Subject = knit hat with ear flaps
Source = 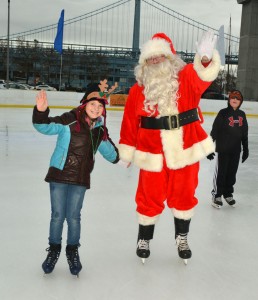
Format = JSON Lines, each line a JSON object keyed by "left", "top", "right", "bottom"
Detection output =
{"left": 138, "top": 32, "right": 176, "bottom": 64}
{"left": 80, "top": 83, "right": 109, "bottom": 105}
{"left": 76, "top": 83, "right": 109, "bottom": 140}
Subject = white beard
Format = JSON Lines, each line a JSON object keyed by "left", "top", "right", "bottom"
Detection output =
{"left": 135, "top": 58, "right": 185, "bottom": 116}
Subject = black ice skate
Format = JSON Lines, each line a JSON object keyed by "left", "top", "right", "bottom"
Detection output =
{"left": 175, "top": 234, "right": 192, "bottom": 265}
{"left": 224, "top": 196, "right": 236, "bottom": 207}
{"left": 66, "top": 245, "right": 82, "bottom": 277}
{"left": 174, "top": 217, "right": 192, "bottom": 265}
{"left": 136, "top": 224, "right": 155, "bottom": 264}
{"left": 136, "top": 239, "right": 150, "bottom": 264}
{"left": 211, "top": 196, "right": 223, "bottom": 209}
{"left": 42, "top": 243, "right": 61, "bottom": 274}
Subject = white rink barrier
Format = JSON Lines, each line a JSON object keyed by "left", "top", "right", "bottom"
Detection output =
{"left": 0, "top": 89, "right": 258, "bottom": 116}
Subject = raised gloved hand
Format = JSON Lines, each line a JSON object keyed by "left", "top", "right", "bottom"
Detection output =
{"left": 196, "top": 30, "right": 217, "bottom": 60}
{"left": 242, "top": 150, "right": 249, "bottom": 163}
{"left": 207, "top": 153, "right": 215, "bottom": 160}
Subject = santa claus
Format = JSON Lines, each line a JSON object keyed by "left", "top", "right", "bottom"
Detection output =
{"left": 118, "top": 31, "right": 221, "bottom": 264}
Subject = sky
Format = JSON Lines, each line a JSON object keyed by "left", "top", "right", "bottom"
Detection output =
{"left": 0, "top": 0, "right": 242, "bottom": 39}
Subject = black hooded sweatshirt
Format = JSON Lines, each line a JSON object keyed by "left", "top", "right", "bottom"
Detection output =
{"left": 210, "top": 104, "right": 248, "bottom": 154}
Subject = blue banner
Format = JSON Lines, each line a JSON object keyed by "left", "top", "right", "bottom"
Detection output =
{"left": 54, "top": 9, "right": 64, "bottom": 54}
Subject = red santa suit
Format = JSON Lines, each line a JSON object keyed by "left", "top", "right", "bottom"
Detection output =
{"left": 118, "top": 36, "right": 221, "bottom": 223}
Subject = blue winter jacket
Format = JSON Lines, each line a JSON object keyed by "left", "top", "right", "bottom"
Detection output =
{"left": 33, "top": 121, "right": 118, "bottom": 170}
{"left": 32, "top": 106, "right": 119, "bottom": 188}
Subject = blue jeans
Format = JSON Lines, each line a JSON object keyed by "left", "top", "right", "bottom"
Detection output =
{"left": 49, "top": 182, "right": 86, "bottom": 245}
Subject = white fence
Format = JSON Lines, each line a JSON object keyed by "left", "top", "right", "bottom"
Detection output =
{"left": 0, "top": 89, "right": 258, "bottom": 116}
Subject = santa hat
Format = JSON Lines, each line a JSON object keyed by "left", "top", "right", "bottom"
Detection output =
{"left": 139, "top": 32, "right": 176, "bottom": 64}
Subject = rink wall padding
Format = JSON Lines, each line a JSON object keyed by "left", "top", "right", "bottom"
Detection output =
{"left": 0, "top": 90, "right": 258, "bottom": 117}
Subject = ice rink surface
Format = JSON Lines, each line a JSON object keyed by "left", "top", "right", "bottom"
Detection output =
{"left": 0, "top": 107, "right": 257, "bottom": 300}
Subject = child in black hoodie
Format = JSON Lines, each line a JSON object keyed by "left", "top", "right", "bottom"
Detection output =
{"left": 207, "top": 90, "right": 249, "bottom": 208}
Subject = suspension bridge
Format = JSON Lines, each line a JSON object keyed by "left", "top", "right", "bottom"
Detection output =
{"left": 0, "top": 0, "right": 243, "bottom": 92}
{"left": 0, "top": 0, "right": 239, "bottom": 60}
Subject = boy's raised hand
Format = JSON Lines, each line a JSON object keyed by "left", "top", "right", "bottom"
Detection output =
{"left": 36, "top": 90, "right": 48, "bottom": 112}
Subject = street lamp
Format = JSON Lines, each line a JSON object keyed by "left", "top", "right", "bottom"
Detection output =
{"left": 6, "top": 0, "right": 10, "bottom": 89}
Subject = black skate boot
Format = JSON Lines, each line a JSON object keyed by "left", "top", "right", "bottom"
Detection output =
{"left": 136, "top": 224, "right": 155, "bottom": 264}
{"left": 224, "top": 196, "right": 236, "bottom": 207}
{"left": 66, "top": 244, "right": 82, "bottom": 276}
{"left": 42, "top": 243, "right": 61, "bottom": 274}
{"left": 174, "top": 217, "right": 192, "bottom": 265}
{"left": 212, "top": 196, "right": 223, "bottom": 209}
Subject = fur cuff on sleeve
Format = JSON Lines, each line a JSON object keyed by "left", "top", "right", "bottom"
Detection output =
{"left": 194, "top": 49, "right": 221, "bottom": 82}
{"left": 117, "top": 144, "right": 136, "bottom": 162}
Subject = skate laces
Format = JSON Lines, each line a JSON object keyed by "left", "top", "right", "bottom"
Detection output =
{"left": 175, "top": 235, "right": 190, "bottom": 251}
{"left": 225, "top": 196, "right": 233, "bottom": 202}
{"left": 137, "top": 239, "right": 149, "bottom": 250}
{"left": 213, "top": 197, "right": 222, "bottom": 204}
{"left": 45, "top": 247, "right": 60, "bottom": 266}
{"left": 67, "top": 248, "right": 80, "bottom": 267}
{"left": 225, "top": 196, "right": 235, "bottom": 205}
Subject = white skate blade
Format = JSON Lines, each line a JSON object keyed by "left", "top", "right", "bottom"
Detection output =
{"left": 141, "top": 258, "right": 145, "bottom": 264}
{"left": 211, "top": 202, "right": 222, "bottom": 209}
{"left": 183, "top": 259, "right": 188, "bottom": 265}
{"left": 71, "top": 272, "right": 80, "bottom": 278}
{"left": 70, "top": 273, "right": 80, "bottom": 278}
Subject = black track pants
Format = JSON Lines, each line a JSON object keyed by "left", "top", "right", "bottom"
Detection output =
{"left": 212, "top": 152, "right": 240, "bottom": 198}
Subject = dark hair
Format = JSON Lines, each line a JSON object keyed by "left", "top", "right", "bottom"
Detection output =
{"left": 228, "top": 90, "right": 244, "bottom": 108}
{"left": 229, "top": 89, "right": 243, "bottom": 100}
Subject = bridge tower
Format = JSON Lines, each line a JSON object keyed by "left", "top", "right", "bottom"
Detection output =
{"left": 132, "top": 0, "right": 141, "bottom": 51}
{"left": 237, "top": 0, "right": 258, "bottom": 101}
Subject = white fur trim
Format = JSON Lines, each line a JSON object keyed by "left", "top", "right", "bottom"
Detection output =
{"left": 134, "top": 150, "right": 163, "bottom": 171}
{"left": 117, "top": 144, "right": 135, "bottom": 162}
{"left": 139, "top": 39, "right": 174, "bottom": 64}
{"left": 138, "top": 213, "right": 160, "bottom": 225}
{"left": 194, "top": 49, "right": 221, "bottom": 82}
{"left": 161, "top": 130, "right": 215, "bottom": 170}
{"left": 172, "top": 208, "right": 195, "bottom": 219}
{"left": 130, "top": 131, "right": 214, "bottom": 171}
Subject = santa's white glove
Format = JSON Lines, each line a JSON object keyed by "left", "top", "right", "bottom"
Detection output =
{"left": 118, "top": 160, "right": 131, "bottom": 168}
{"left": 196, "top": 30, "right": 217, "bottom": 60}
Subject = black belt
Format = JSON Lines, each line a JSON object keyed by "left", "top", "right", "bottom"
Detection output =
{"left": 141, "top": 108, "right": 199, "bottom": 130}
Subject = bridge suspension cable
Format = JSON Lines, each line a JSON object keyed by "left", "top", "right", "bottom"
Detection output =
{"left": 141, "top": 0, "right": 239, "bottom": 54}
{"left": 0, "top": 0, "right": 239, "bottom": 55}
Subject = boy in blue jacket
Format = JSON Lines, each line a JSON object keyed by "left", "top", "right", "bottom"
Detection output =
{"left": 33, "top": 81, "right": 119, "bottom": 276}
